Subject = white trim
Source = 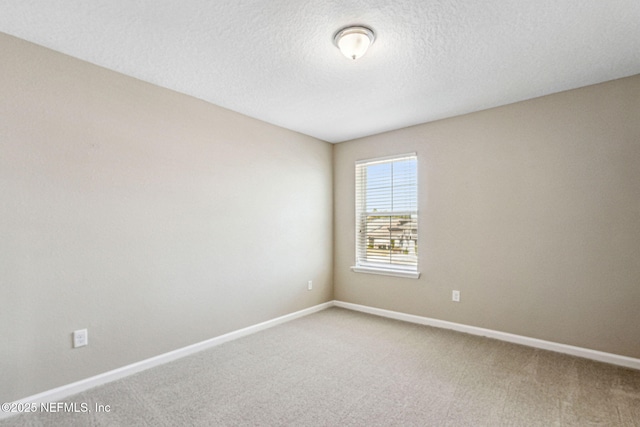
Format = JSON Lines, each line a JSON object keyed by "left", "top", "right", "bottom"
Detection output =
{"left": 1, "top": 301, "right": 333, "bottom": 420}
{"left": 355, "top": 152, "right": 417, "bottom": 165}
{"left": 333, "top": 300, "right": 640, "bottom": 371}
{"left": 351, "top": 266, "right": 420, "bottom": 279}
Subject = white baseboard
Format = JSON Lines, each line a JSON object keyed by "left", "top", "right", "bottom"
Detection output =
{"left": 333, "top": 300, "right": 640, "bottom": 371}
{"left": 5, "top": 299, "right": 638, "bottom": 421}
{"left": 1, "top": 301, "right": 333, "bottom": 420}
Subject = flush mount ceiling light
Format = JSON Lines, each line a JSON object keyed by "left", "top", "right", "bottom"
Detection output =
{"left": 333, "top": 26, "right": 375, "bottom": 60}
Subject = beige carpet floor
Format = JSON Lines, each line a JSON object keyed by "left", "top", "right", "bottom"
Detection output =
{"left": 3, "top": 307, "right": 640, "bottom": 426}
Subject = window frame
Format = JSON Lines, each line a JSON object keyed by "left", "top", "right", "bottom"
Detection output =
{"left": 351, "top": 153, "right": 420, "bottom": 279}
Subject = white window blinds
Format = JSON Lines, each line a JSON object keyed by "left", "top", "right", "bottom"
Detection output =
{"left": 355, "top": 153, "right": 418, "bottom": 275}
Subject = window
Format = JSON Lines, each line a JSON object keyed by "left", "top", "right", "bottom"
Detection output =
{"left": 352, "top": 153, "right": 419, "bottom": 278}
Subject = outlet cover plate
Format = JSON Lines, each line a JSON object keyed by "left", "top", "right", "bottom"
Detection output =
{"left": 73, "top": 329, "right": 88, "bottom": 348}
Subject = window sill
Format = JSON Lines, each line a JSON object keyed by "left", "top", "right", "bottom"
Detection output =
{"left": 350, "top": 266, "right": 421, "bottom": 279}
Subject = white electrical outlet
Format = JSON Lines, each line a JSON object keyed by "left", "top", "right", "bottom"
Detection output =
{"left": 73, "top": 329, "right": 88, "bottom": 348}
{"left": 452, "top": 290, "right": 460, "bottom": 302}
{"left": 308, "top": 280, "right": 313, "bottom": 291}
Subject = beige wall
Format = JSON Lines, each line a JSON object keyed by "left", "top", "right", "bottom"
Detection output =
{"left": 334, "top": 75, "right": 640, "bottom": 359}
{"left": 0, "top": 33, "right": 333, "bottom": 402}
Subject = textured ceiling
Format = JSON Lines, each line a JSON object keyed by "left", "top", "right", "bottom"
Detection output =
{"left": 1, "top": 1, "right": 639, "bottom": 143}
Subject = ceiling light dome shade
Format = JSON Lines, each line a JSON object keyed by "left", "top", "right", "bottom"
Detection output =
{"left": 334, "top": 26, "right": 375, "bottom": 60}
